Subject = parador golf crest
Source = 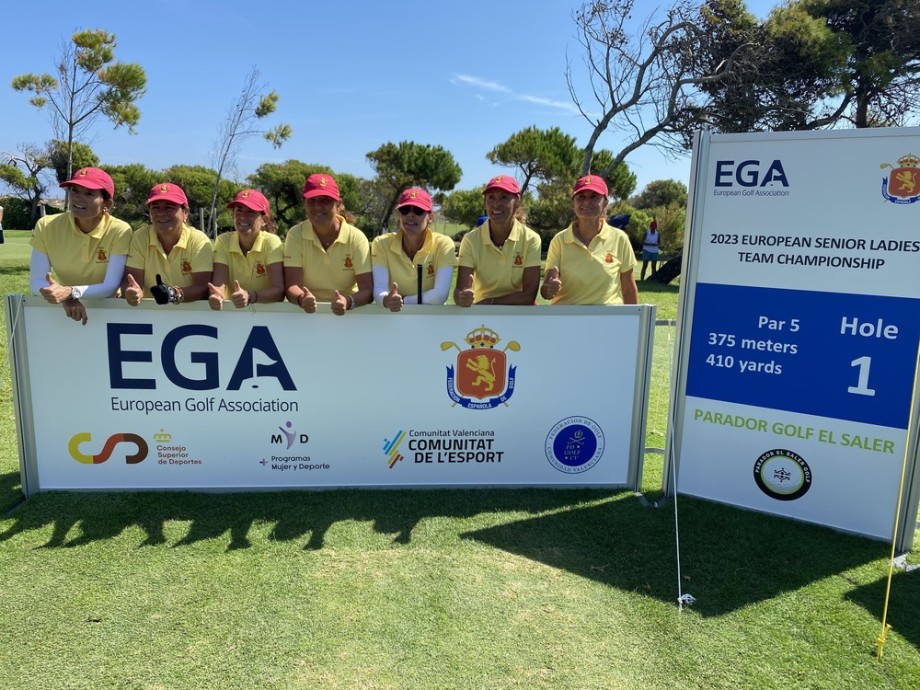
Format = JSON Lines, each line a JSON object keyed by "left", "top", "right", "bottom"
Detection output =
{"left": 442, "top": 325, "right": 519, "bottom": 409}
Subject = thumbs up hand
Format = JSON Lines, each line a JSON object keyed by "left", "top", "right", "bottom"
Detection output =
{"left": 297, "top": 286, "right": 316, "bottom": 313}
{"left": 331, "top": 290, "right": 349, "bottom": 316}
{"left": 150, "top": 273, "right": 174, "bottom": 305}
{"left": 542, "top": 265, "right": 562, "bottom": 300}
{"left": 208, "top": 282, "right": 225, "bottom": 311}
{"left": 39, "top": 272, "right": 71, "bottom": 304}
{"left": 124, "top": 274, "right": 144, "bottom": 307}
{"left": 456, "top": 272, "right": 474, "bottom": 308}
{"left": 229, "top": 280, "right": 250, "bottom": 309}
{"left": 385, "top": 282, "right": 403, "bottom": 312}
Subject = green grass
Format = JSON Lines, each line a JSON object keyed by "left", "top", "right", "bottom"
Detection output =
{"left": 1, "top": 244, "right": 918, "bottom": 689}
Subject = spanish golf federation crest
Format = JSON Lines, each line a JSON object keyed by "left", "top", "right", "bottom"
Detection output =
{"left": 442, "top": 325, "right": 519, "bottom": 409}
{"left": 880, "top": 154, "right": 920, "bottom": 204}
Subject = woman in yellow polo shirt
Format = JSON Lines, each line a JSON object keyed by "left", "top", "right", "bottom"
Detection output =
{"left": 540, "top": 175, "right": 638, "bottom": 305}
{"left": 454, "top": 175, "right": 541, "bottom": 307}
{"left": 208, "top": 189, "right": 284, "bottom": 309}
{"left": 29, "top": 167, "right": 132, "bottom": 325}
{"left": 123, "top": 183, "right": 213, "bottom": 306}
{"left": 372, "top": 187, "right": 455, "bottom": 311}
{"left": 283, "top": 173, "right": 371, "bottom": 316}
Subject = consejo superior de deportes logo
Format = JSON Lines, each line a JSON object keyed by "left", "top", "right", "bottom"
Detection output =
{"left": 69, "top": 432, "right": 149, "bottom": 464}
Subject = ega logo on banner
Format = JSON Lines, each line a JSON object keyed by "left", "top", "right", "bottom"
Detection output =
{"left": 714, "top": 159, "right": 789, "bottom": 188}
{"left": 107, "top": 323, "right": 296, "bottom": 391}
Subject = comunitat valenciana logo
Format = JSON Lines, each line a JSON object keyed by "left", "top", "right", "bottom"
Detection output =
{"left": 382, "top": 429, "right": 407, "bottom": 469}
{"left": 753, "top": 448, "right": 812, "bottom": 501}
{"left": 69, "top": 432, "right": 149, "bottom": 465}
{"left": 880, "top": 153, "right": 920, "bottom": 204}
{"left": 442, "top": 325, "right": 519, "bottom": 410}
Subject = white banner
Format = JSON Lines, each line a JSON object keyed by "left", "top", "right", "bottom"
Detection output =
{"left": 674, "top": 128, "right": 920, "bottom": 540}
{"left": 9, "top": 299, "right": 654, "bottom": 492}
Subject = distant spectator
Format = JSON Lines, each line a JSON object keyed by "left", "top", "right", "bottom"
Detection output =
{"left": 641, "top": 218, "right": 661, "bottom": 280}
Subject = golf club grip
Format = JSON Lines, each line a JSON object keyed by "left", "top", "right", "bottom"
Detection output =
{"left": 417, "top": 264, "right": 423, "bottom": 305}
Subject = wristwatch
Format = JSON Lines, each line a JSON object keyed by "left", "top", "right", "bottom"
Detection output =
{"left": 70, "top": 287, "right": 83, "bottom": 300}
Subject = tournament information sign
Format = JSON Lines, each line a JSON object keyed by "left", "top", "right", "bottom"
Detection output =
{"left": 6, "top": 300, "right": 655, "bottom": 495}
{"left": 671, "top": 128, "right": 920, "bottom": 545}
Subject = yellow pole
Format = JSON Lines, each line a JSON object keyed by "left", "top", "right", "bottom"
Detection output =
{"left": 876, "top": 338, "right": 920, "bottom": 659}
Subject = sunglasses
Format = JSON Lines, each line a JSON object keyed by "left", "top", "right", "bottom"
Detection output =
{"left": 399, "top": 206, "right": 426, "bottom": 216}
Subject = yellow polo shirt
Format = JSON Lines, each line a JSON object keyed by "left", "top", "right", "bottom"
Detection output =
{"left": 371, "top": 229, "right": 455, "bottom": 297}
{"left": 214, "top": 231, "right": 283, "bottom": 296}
{"left": 31, "top": 212, "right": 131, "bottom": 286}
{"left": 544, "top": 222, "right": 637, "bottom": 305}
{"left": 457, "top": 219, "right": 541, "bottom": 301}
{"left": 283, "top": 217, "right": 370, "bottom": 301}
{"left": 126, "top": 223, "right": 214, "bottom": 294}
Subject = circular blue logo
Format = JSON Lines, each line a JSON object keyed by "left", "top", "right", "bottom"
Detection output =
{"left": 545, "top": 416, "right": 605, "bottom": 474}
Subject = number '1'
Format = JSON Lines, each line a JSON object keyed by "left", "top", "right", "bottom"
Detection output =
{"left": 848, "top": 356, "right": 876, "bottom": 397}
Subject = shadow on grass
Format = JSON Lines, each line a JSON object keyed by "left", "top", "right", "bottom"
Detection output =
{"left": 0, "top": 488, "right": 893, "bottom": 614}
{"left": 0, "top": 487, "right": 617, "bottom": 552}
{"left": 0, "top": 471, "right": 24, "bottom": 515}
{"left": 462, "top": 495, "right": 889, "bottom": 617}
{"left": 845, "top": 570, "right": 920, "bottom": 650}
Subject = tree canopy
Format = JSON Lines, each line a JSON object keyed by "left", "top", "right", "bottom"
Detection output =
{"left": 207, "top": 67, "right": 292, "bottom": 235}
{"left": 48, "top": 140, "right": 99, "bottom": 185}
{"left": 486, "top": 126, "right": 581, "bottom": 196}
{"left": 0, "top": 146, "right": 51, "bottom": 226}
{"left": 11, "top": 29, "right": 146, "bottom": 188}
{"left": 366, "top": 141, "right": 462, "bottom": 230}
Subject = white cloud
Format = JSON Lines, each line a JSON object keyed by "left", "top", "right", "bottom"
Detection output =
{"left": 454, "top": 74, "right": 581, "bottom": 115}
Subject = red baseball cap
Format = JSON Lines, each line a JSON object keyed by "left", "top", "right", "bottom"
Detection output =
{"left": 60, "top": 167, "right": 115, "bottom": 198}
{"left": 572, "top": 175, "right": 608, "bottom": 197}
{"left": 227, "top": 189, "right": 270, "bottom": 215}
{"left": 396, "top": 187, "right": 433, "bottom": 212}
{"left": 303, "top": 173, "right": 341, "bottom": 202}
{"left": 483, "top": 175, "right": 520, "bottom": 196}
{"left": 146, "top": 182, "right": 189, "bottom": 207}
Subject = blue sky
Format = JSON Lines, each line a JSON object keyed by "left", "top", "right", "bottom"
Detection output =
{"left": 1, "top": 0, "right": 778, "bottom": 197}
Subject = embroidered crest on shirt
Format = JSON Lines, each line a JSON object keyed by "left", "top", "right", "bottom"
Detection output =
{"left": 513, "top": 254, "right": 523, "bottom": 267}
{"left": 344, "top": 255, "right": 353, "bottom": 270}
{"left": 182, "top": 260, "right": 192, "bottom": 274}
{"left": 97, "top": 249, "right": 108, "bottom": 262}
{"left": 427, "top": 264, "right": 435, "bottom": 277}
{"left": 256, "top": 262, "right": 266, "bottom": 276}
{"left": 605, "top": 252, "right": 614, "bottom": 264}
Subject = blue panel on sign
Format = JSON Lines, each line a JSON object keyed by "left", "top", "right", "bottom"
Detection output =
{"left": 686, "top": 283, "right": 920, "bottom": 429}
